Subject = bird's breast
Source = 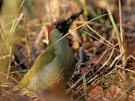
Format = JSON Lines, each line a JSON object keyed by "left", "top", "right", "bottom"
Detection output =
{"left": 28, "top": 43, "right": 75, "bottom": 92}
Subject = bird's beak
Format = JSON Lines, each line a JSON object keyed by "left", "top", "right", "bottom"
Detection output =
{"left": 61, "top": 10, "right": 84, "bottom": 36}
{"left": 66, "top": 10, "right": 84, "bottom": 26}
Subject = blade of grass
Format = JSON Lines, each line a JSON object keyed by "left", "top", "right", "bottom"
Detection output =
{"left": 106, "top": 5, "right": 124, "bottom": 54}
{"left": 82, "top": 71, "right": 87, "bottom": 99}
{"left": 106, "top": 4, "right": 126, "bottom": 81}
{"left": 118, "top": 0, "right": 127, "bottom": 65}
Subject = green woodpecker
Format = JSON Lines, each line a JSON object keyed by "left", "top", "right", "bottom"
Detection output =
{"left": 13, "top": 11, "right": 84, "bottom": 95}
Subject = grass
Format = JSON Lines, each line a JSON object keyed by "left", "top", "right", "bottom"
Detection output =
{"left": 0, "top": 0, "right": 23, "bottom": 83}
{"left": 0, "top": 0, "right": 135, "bottom": 101}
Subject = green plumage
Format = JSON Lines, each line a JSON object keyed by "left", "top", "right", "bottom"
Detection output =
{"left": 13, "top": 10, "right": 84, "bottom": 94}
{"left": 13, "top": 28, "right": 75, "bottom": 93}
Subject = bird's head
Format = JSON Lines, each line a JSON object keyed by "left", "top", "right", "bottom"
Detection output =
{"left": 48, "top": 10, "right": 84, "bottom": 41}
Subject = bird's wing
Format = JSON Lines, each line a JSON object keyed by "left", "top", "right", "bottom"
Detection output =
{"left": 13, "top": 47, "right": 55, "bottom": 92}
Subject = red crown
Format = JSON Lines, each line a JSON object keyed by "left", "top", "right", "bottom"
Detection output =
{"left": 48, "top": 20, "right": 63, "bottom": 39}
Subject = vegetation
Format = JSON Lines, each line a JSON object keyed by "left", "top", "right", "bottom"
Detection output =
{"left": 0, "top": 0, "right": 135, "bottom": 101}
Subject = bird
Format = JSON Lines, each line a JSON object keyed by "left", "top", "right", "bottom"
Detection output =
{"left": 13, "top": 10, "right": 84, "bottom": 96}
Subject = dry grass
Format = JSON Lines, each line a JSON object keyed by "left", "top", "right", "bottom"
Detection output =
{"left": 0, "top": 0, "right": 135, "bottom": 101}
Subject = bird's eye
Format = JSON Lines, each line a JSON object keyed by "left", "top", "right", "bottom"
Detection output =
{"left": 58, "top": 25, "right": 62, "bottom": 29}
